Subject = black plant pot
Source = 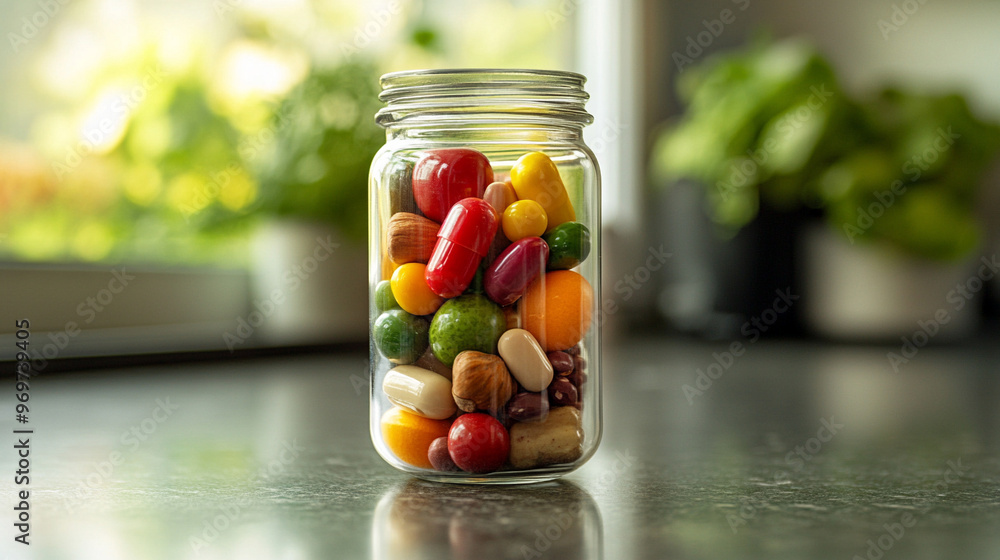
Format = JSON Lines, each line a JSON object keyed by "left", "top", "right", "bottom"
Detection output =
{"left": 654, "top": 181, "right": 807, "bottom": 339}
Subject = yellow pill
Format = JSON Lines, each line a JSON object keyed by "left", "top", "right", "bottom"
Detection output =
{"left": 509, "top": 152, "right": 575, "bottom": 232}
{"left": 502, "top": 200, "right": 548, "bottom": 242}
{"left": 391, "top": 263, "right": 444, "bottom": 316}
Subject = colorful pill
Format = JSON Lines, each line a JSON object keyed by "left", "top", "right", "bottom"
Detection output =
{"left": 425, "top": 198, "right": 499, "bottom": 298}
{"left": 483, "top": 180, "right": 518, "bottom": 216}
{"left": 509, "top": 152, "right": 575, "bottom": 232}
{"left": 391, "top": 263, "right": 444, "bottom": 316}
{"left": 484, "top": 236, "right": 549, "bottom": 306}
{"left": 502, "top": 199, "right": 548, "bottom": 241}
{"left": 412, "top": 148, "right": 493, "bottom": 223}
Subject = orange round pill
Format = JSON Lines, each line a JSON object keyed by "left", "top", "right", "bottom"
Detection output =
{"left": 520, "top": 270, "right": 593, "bottom": 352}
{"left": 381, "top": 406, "right": 452, "bottom": 468}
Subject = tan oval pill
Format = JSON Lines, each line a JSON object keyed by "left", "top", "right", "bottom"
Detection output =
{"left": 497, "top": 328, "right": 553, "bottom": 392}
{"left": 483, "top": 181, "right": 518, "bottom": 216}
{"left": 382, "top": 365, "right": 457, "bottom": 420}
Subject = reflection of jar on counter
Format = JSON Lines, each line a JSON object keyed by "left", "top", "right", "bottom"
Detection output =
{"left": 372, "top": 479, "right": 602, "bottom": 560}
{"left": 368, "top": 70, "right": 602, "bottom": 483}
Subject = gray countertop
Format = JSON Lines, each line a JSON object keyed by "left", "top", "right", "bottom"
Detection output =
{"left": 8, "top": 336, "right": 1000, "bottom": 559}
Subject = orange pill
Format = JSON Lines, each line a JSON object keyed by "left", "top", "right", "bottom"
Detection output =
{"left": 381, "top": 406, "right": 452, "bottom": 468}
{"left": 520, "top": 270, "right": 593, "bottom": 352}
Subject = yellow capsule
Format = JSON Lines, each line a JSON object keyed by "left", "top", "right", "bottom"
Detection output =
{"left": 502, "top": 200, "right": 548, "bottom": 242}
{"left": 391, "top": 263, "right": 444, "bottom": 316}
{"left": 509, "top": 152, "right": 575, "bottom": 232}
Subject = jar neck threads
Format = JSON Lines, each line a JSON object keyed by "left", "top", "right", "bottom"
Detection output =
{"left": 375, "top": 69, "right": 594, "bottom": 133}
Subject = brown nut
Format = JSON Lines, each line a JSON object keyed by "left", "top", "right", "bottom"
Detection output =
{"left": 547, "top": 377, "right": 578, "bottom": 406}
{"left": 451, "top": 351, "right": 516, "bottom": 413}
{"left": 387, "top": 212, "right": 440, "bottom": 264}
{"left": 506, "top": 391, "right": 549, "bottom": 423}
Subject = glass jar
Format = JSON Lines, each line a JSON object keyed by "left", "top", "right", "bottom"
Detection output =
{"left": 368, "top": 69, "right": 601, "bottom": 484}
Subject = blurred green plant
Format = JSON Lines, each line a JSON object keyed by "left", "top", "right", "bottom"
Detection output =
{"left": 247, "top": 61, "right": 385, "bottom": 242}
{"left": 651, "top": 39, "right": 1000, "bottom": 261}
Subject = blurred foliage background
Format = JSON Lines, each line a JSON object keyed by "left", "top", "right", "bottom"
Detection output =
{"left": 0, "top": 0, "right": 573, "bottom": 265}
{"left": 651, "top": 39, "right": 1000, "bottom": 261}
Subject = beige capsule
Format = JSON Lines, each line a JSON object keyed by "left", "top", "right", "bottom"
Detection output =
{"left": 382, "top": 365, "right": 456, "bottom": 420}
{"left": 497, "top": 328, "right": 553, "bottom": 392}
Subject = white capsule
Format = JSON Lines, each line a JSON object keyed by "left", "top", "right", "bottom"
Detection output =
{"left": 382, "top": 365, "right": 456, "bottom": 420}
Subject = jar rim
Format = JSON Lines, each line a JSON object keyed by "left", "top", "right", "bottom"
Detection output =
{"left": 379, "top": 68, "right": 587, "bottom": 89}
{"left": 376, "top": 68, "right": 593, "bottom": 128}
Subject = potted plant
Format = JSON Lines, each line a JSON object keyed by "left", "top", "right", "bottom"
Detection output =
{"left": 651, "top": 39, "right": 1000, "bottom": 340}
{"left": 243, "top": 61, "right": 386, "bottom": 344}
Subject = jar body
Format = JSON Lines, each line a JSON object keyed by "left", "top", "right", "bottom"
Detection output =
{"left": 368, "top": 70, "right": 601, "bottom": 483}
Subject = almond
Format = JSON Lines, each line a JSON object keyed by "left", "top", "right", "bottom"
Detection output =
{"left": 387, "top": 212, "right": 439, "bottom": 264}
{"left": 451, "top": 351, "right": 516, "bottom": 413}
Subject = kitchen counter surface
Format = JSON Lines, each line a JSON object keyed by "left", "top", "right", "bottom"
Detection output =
{"left": 7, "top": 335, "right": 1000, "bottom": 559}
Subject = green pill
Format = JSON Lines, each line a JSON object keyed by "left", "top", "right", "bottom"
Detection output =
{"left": 373, "top": 309, "right": 429, "bottom": 365}
{"left": 543, "top": 222, "right": 591, "bottom": 270}
{"left": 374, "top": 280, "right": 400, "bottom": 314}
{"left": 429, "top": 294, "right": 505, "bottom": 367}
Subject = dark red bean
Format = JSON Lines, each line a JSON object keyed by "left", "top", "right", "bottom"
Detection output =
{"left": 547, "top": 351, "right": 574, "bottom": 373}
{"left": 547, "top": 377, "right": 578, "bottom": 406}
{"left": 507, "top": 391, "right": 549, "bottom": 422}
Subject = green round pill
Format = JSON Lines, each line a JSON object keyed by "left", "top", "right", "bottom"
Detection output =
{"left": 429, "top": 294, "right": 505, "bottom": 367}
{"left": 374, "top": 280, "right": 400, "bottom": 314}
{"left": 373, "top": 309, "right": 429, "bottom": 365}
{"left": 543, "top": 222, "right": 591, "bottom": 270}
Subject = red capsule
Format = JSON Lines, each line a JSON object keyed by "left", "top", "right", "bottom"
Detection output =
{"left": 412, "top": 149, "right": 493, "bottom": 223}
{"left": 484, "top": 237, "right": 549, "bottom": 306}
{"left": 426, "top": 198, "right": 498, "bottom": 298}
